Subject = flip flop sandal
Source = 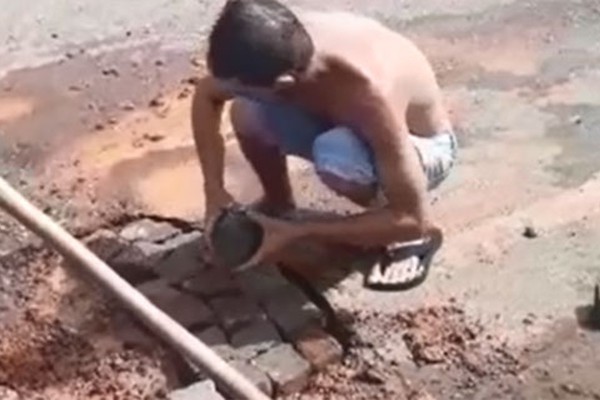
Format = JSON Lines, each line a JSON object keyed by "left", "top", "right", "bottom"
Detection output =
{"left": 364, "top": 236, "right": 442, "bottom": 292}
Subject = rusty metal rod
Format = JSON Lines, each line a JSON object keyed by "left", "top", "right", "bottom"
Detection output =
{"left": 0, "top": 177, "right": 270, "bottom": 400}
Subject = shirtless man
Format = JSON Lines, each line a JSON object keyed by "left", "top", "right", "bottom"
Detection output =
{"left": 191, "top": 0, "right": 457, "bottom": 290}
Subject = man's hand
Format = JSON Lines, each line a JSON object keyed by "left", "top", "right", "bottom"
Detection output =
{"left": 235, "top": 211, "right": 303, "bottom": 271}
{"left": 203, "top": 188, "right": 236, "bottom": 261}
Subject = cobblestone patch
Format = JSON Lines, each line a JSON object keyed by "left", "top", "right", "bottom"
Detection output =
{"left": 83, "top": 218, "right": 344, "bottom": 398}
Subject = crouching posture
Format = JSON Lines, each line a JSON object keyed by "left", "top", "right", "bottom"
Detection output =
{"left": 192, "top": 0, "right": 457, "bottom": 290}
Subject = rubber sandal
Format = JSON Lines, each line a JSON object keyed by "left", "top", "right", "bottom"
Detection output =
{"left": 364, "top": 236, "right": 442, "bottom": 292}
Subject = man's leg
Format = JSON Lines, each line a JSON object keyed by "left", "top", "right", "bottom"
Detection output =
{"left": 230, "top": 99, "right": 293, "bottom": 213}
{"left": 230, "top": 98, "right": 328, "bottom": 214}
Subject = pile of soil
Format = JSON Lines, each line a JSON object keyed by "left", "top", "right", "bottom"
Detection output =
{"left": 0, "top": 248, "right": 177, "bottom": 400}
{"left": 395, "top": 305, "right": 522, "bottom": 378}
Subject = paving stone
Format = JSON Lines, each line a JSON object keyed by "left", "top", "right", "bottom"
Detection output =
{"left": 238, "top": 269, "right": 324, "bottom": 340}
{"left": 263, "top": 288, "right": 323, "bottom": 341}
{"left": 294, "top": 325, "right": 343, "bottom": 371}
{"left": 83, "top": 229, "right": 128, "bottom": 262}
{"left": 230, "top": 319, "right": 282, "bottom": 360}
{"left": 180, "top": 267, "right": 239, "bottom": 298}
{"left": 194, "top": 326, "right": 234, "bottom": 359}
{"left": 237, "top": 268, "right": 291, "bottom": 301}
{"left": 169, "top": 380, "right": 224, "bottom": 400}
{"left": 153, "top": 232, "right": 205, "bottom": 283}
{"left": 111, "top": 311, "right": 157, "bottom": 350}
{"left": 252, "top": 344, "right": 311, "bottom": 395}
{"left": 223, "top": 360, "right": 273, "bottom": 397}
{"left": 120, "top": 218, "right": 181, "bottom": 243}
{"left": 210, "top": 295, "right": 266, "bottom": 333}
{"left": 137, "top": 280, "right": 214, "bottom": 329}
{"left": 188, "top": 326, "right": 236, "bottom": 378}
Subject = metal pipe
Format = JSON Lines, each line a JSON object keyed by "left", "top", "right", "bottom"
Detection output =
{"left": 0, "top": 177, "right": 270, "bottom": 400}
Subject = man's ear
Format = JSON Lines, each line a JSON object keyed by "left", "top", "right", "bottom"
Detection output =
{"left": 274, "top": 73, "right": 296, "bottom": 89}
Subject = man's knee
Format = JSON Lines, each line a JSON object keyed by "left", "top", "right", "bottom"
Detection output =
{"left": 312, "top": 127, "right": 379, "bottom": 206}
{"left": 230, "top": 99, "right": 267, "bottom": 137}
{"left": 317, "top": 169, "right": 377, "bottom": 206}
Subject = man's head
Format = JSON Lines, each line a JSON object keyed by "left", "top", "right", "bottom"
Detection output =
{"left": 207, "top": 0, "right": 315, "bottom": 89}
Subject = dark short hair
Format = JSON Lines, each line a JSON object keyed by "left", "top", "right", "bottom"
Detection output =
{"left": 207, "top": 0, "right": 314, "bottom": 86}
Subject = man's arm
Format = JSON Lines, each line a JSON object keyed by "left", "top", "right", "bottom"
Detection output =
{"left": 191, "top": 76, "right": 234, "bottom": 216}
{"left": 294, "top": 86, "right": 432, "bottom": 248}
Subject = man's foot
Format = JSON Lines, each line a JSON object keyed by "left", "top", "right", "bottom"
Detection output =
{"left": 250, "top": 196, "right": 295, "bottom": 217}
{"left": 365, "top": 236, "right": 442, "bottom": 291}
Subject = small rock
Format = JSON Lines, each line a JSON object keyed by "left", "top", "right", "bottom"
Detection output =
{"left": 120, "top": 101, "right": 136, "bottom": 111}
{"left": 190, "top": 56, "right": 204, "bottom": 67}
{"left": 68, "top": 84, "right": 82, "bottom": 92}
{"left": 155, "top": 59, "right": 165, "bottom": 67}
{"left": 94, "top": 122, "right": 105, "bottom": 131}
{"left": 169, "top": 380, "right": 224, "bottom": 400}
{"left": 354, "top": 368, "right": 386, "bottom": 385}
{"left": 570, "top": 115, "right": 583, "bottom": 125}
{"left": 120, "top": 219, "right": 181, "bottom": 243}
{"left": 50, "top": 33, "right": 59, "bottom": 39}
{"left": 102, "top": 67, "right": 120, "bottom": 77}
{"left": 142, "top": 132, "right": 165, "bottom": 142}
{"left": 523, "top": 225, "right": 538, "bottom": 239}
{"left": 294, "top": 325, "right": 343, "bottom": 371}
{"left": 252, "top": 344, "right": 311, "bottom": 395}
{"left": 149, "top": 95, "right": 166, "bottom": 108}
{"left": 178, "top": 86, "right": 192, "bottom": 99}
{"left": 560, "top": 383, "right": 582, "bottom": 395}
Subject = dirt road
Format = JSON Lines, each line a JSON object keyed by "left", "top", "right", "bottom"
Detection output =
{"left": 1, "top": 0, "right": 600, "bottom": 398}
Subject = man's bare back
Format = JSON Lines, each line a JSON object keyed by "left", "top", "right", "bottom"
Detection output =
{"left": 296, "top": 10, "right": 451, "bottom": 139}
{"left": 193, "top": 0, "right": 457, "bottom": 290}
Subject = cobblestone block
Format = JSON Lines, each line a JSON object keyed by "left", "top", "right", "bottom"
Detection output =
{"left": 83, "top": 229, "right": 128, "bottom": 262}
{"left": 263, "top": 288, "right": 323, "bottom": 341}
{"left": 230, "top": 319, "right": 282, "bottom": 360}
{"left": 111, "top": 311, "right": 157, "bottom": 350}
{"left": 169, "top": 380, "right": 224, "bottom": 400}
{"left": 120, "top": 218, "right": 181, "bottom": 243}
{"left": 252, "top": 344, "right": 311, "bottom": 395}
{"left": 225, "top": 360, "right": 273, "bottom": 397}
{"left": 138, "top": 280, "right": 214, "bottom": 329}
{"left": 294, "top": 325, "right": 343, "bottom": 371}
{"left": 236, "top": 268, "right": 290, "bottom": 301}
{"left": 180, "top": 267, "right": 238, "bottom": 298}
{"left": 194, "top": 326, "right": 234, "bottom": 360}
{"left": 238, "top": 269, "right": 323, "bottom": 340}
{"left": 153, "top": 232, "right": 205, "bottom": 283}
{"left": 210, "top": 295, "right": 266, "bottom": 333}
{"left": 107, "top": 241, "right": 165, "bottom": 284}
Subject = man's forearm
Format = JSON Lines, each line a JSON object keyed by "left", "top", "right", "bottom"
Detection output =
{"left": 295, "top": 208, "right": 427, "bottom": 248}
{"left": 191, "top": 81, "right": 227, "bottom": 198}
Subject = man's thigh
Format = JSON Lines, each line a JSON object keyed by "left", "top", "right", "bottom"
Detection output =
{"left": 232, "top": 98, "right": 331, "bottom": 160}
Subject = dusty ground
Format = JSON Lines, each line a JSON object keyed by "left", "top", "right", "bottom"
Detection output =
{"left": 1, "top": 0, "right": 600, "bottom": 398}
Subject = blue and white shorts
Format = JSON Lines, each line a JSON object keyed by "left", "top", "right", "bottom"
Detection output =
{"left": 236, "top": 98, "right": 458, "bottom": 192}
